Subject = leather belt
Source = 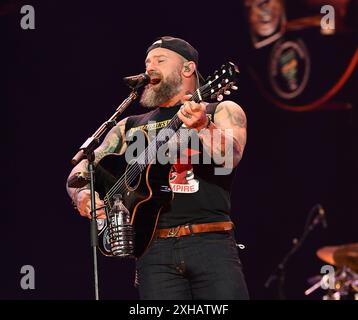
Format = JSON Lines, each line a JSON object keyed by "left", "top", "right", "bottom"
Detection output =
{"left": 155, "top": 221, "right": 234, "bottom": 238}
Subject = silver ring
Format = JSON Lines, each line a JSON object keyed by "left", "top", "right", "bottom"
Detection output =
{"left": 180, "top": 109, "right": 192, "bottom": 119}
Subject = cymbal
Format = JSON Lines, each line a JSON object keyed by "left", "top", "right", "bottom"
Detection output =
{"left": 317, "top": 243, "right": 358, "bottom": 271}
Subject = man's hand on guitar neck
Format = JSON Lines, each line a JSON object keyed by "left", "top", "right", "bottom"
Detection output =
{"left": 177, "top": 94, "right": 209, "bottom": 131}
{"left": 74, "top": 189, "right": 106, "bottom": 220}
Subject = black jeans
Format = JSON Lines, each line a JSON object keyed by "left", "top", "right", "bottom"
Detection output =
{"left": 136, "top": 231, "right": 249, "bottom": 300}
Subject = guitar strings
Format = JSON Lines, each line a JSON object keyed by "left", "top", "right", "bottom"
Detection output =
{"left": 104, "top": 77, "right": 225, "bottom": 203}
{"left": 104, "top": 108, "right": 186, "bottom": 201}
{"left": 104, "top": 96, "right": 194, "bottom": 200}
{"left": 104, "top": 82, "right": 217, "bottom": 202}
{"left": 104, "top": 89, "right": 203, "bottom": 199}
{"left": 104, "top": 80, "right": 222, "bottom": 201}
{"left": 104, "top": 107, "right": 188, "bottom": 201}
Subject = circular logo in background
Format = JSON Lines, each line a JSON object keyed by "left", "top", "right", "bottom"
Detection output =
{"left": 269, "top": 39, "right": 311, "bottom": 100}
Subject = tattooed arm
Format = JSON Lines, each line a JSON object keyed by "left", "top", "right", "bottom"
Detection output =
{"left": 198, "top": 101, "right": 247, "bottom": 169}
{"left": 66, "top": 117, "right": 128, "bottom": 219}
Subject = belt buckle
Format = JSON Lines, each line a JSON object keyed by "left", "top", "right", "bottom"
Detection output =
{"left": 167, "top": 226, "right": 180, "bottom": 237}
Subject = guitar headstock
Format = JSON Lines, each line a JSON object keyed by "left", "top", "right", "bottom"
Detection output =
{"left": 193, "top": 62, "right": 240, "bottom": 103}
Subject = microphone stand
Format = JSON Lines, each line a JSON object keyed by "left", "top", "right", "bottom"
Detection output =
{"left": 264, "top": 204, "right": 326, "bottom": 299}
{"left": 68, "top": 89, "right": 139, "bottom": 300}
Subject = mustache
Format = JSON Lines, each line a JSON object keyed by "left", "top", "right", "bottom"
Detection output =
{"left": 148, "top": 71, "right": 162, "bottom": 77}
{"left": 147, "top": 71, "right": 162, "bottom": 85}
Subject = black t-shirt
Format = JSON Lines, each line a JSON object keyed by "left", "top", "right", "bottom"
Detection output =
{"left": 125, "top": 103, "right": 237, "bottom": 228}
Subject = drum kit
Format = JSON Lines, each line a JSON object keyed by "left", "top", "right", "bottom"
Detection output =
{"left": 305, "top": 243, "right": 358, "bottom": 300}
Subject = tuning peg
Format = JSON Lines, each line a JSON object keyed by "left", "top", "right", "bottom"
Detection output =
{"left": 231, "top": 85, "right": 238, "bottom": 90}
{"left": 217, "top": 94, "right": 224, "bottom": 101}
{"left": 224, "top": 90, "right": 231, "bottom": 95}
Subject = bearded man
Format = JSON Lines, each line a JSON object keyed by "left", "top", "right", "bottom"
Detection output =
{"left": 66, "top": 36, "right": 249, "bottom": 300}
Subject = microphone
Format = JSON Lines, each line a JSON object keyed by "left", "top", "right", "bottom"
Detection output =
{"left": 317, "top": 204, "right": 328, "bottom": 229}
{"left": 123, "top": 73, "right": 150, "bottom": 89}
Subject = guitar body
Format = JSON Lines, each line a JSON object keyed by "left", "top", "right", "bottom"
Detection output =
{"left": 95, "top": 152, "right": 173, "bottom": 258}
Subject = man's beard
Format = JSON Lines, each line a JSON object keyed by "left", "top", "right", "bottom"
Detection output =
{"left": 140, "top": 69, "right": 182, "bottom": 108}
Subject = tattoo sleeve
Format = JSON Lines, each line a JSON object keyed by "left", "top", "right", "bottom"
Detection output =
{"left": 66, "top": 117, "right": 128, "bottom": 201}
{"left": 198, "top": 101, "right": 247, "bottom": 169}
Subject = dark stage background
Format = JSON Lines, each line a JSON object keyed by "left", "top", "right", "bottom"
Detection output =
{"left": 1, "top": 0, "right": 357, "bottom": 300}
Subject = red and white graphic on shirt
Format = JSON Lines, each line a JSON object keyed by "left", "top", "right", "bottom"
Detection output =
{"left": 169, "top": 148, "right": 200, "bottom": 193}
